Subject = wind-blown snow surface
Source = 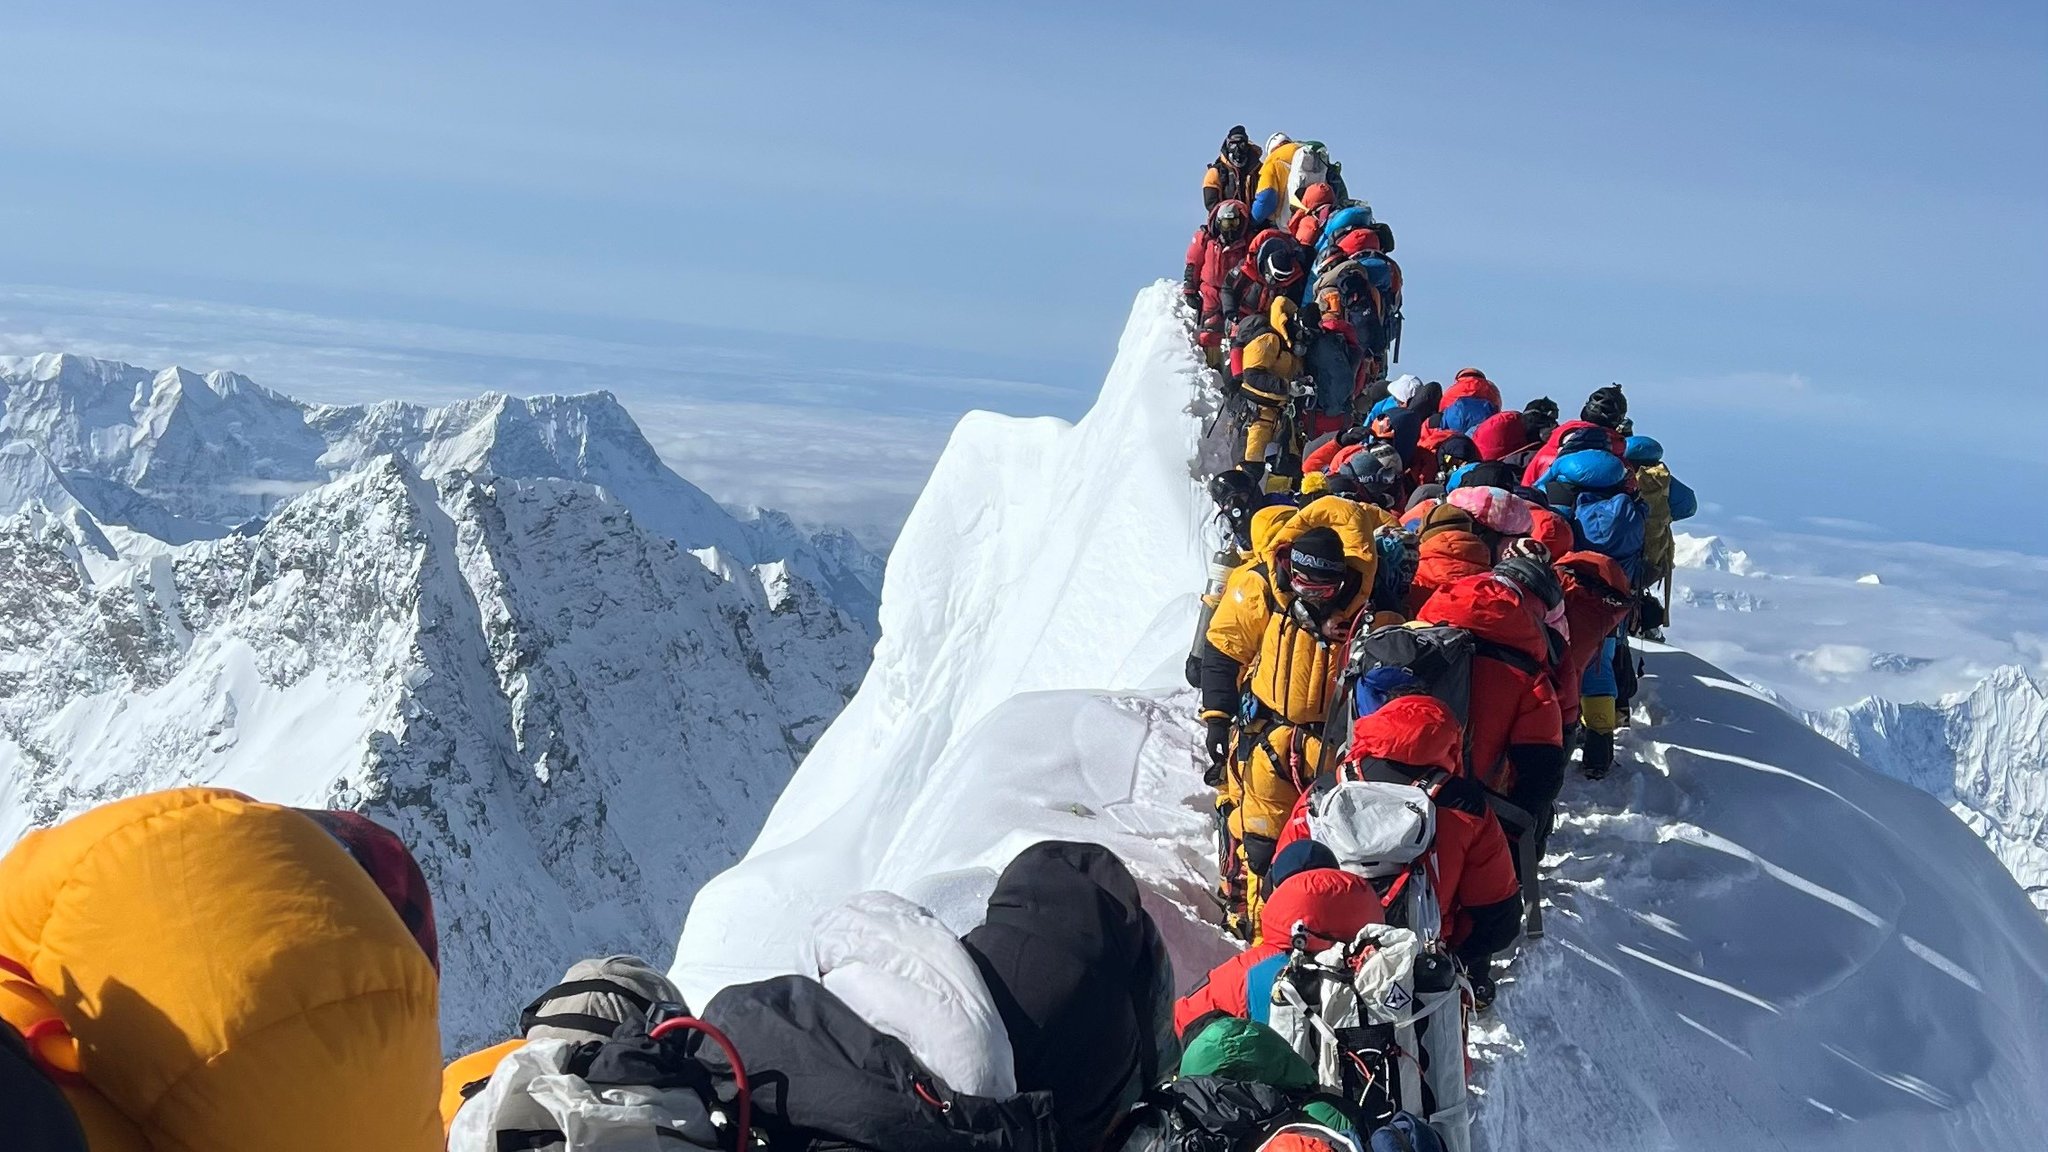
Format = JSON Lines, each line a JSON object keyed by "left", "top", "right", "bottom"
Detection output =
{"left": 677, "top": 284, "right": 2048, "bottom": 1147}
{"left": 1664, "top": 527, "right": 2048, "bottom": 919}
{"left": 1482, "top": 648, "right": 2048, "bottom": 1147}
{"left": 0, "top": 356, "right": 884, "bottom": 1052}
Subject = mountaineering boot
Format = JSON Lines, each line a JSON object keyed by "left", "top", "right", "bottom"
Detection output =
{"left": 1467, "top": 957, "right": 1498, "bottom": 1013}
{"left": 1581, "top": 729, "right": 1616, "bottom": 780}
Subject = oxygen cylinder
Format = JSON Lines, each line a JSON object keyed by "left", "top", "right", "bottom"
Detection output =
{"left": 1183, "top": 548, "right": 1245, "bottom": 686}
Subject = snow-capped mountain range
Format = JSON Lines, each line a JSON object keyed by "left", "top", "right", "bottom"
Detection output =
{"left": 678, "top": 284, "right": 2047, "bottom": 1147}
{"left": 0, "top": 352, "right": 883, "bottom": 1051}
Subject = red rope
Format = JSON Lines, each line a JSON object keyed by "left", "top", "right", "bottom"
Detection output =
{"left": 649, "top": 1016, "right": 751, "bottom": 1148}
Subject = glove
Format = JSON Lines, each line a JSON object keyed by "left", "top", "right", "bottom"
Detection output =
{"left": 1183, "top": 292, "right": 1202, "bottom": 314}
{"left": 1338, "top": 424, "right": 1371, "bottom": 447}
{"left": 1434, "top": 773, "right": 1493, "bottom": 818}
{"left": 1204, "top": 716, "right": 1233, "bottom": 784}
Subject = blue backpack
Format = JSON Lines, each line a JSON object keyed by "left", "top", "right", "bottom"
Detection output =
{"left": 1369, "top": 1111, "right": 1449, "bottom": 1151}
{"left": 1574, "top": 489, "right": 1649, "bottom": 579}
{"left": 1439, "top": 396, "right": 1498, "bottom": 436}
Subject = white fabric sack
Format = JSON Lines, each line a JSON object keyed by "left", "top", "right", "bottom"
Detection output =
{"left": 1309, "top": 781, "right": 1435, "bottom": 878}
{"left": 805, "top": 890, "right": 1018, "bottom": 1098}
{"left": 448, "top": 1038, "right": 713, "bottom": 1152}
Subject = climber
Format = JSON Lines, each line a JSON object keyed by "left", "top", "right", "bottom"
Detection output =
{"left": 1289, "top": 181, "right": 1340, "bottom": 248}
{"left": 1554, "top": 551, "right": 1636, "bottom": 780}
{"left": 1230, "top": 295, "right": 1309, "bottom": 479}
{"left": 1438, "top": 367, "right": 1503, "bottom": 436}
{"left": 1200, "top": 497, "right": 1384, "bottom": 929}
{"left": 1203, "top": 125, "right": 1262, "bottom": 211}
{"left": 1623, "top": 434, "right": 1697, "bottom": 621}
{"left": 962, "top": 841, "right": 1177, "bottom": 1152}
{"left": 1250, "top": 133, "right": 1302, "bottom": 224}
{"left": 0, "top": 788, "right": 443, "bottom": 1152}
{"left": 1173, "top": 866, "right": 1382, "bottom": 1037}
{"left": 1413, "top": 562, "right": 1566, "bottom": 879}
{"left": 1184, "top": 199, "right": 1255, "bottom": 362}
{"left": 1273, "top": 697, "right": 1522, "bottom": 988}
{"left": 1225, "top": 227, "right": 1309, "bottom": 325}
{"left": 1520, "top": 385, "right": 1630, "bottom": 488}
{"left": 1300, "top": 253, "right": 1380, "bottom": 434}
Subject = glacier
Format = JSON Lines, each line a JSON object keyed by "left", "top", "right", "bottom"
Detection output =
{"left": 676, "top": 283, "right": 2048, "bottom": 1147}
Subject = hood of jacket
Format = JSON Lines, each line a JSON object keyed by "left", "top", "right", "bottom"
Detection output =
{"left": 1442, "top": 373, "right": 1501, "bottom": 410}
{"left": 1471, "top": 410, "right": 1532, "bottom": 461}
{"left": 1558, "top": 550, "right": 1634, "bottom": 600}
{"left": 1346, "top": 694, "right": 1463, "bottom": 777}
{"left": 1252, "top": 496, "right": 1383, "bottom": 616}
{"left": 1417, "top": 573, "right": 1550, "bottom": 662}
{"left": 1177, "top": 1016, "right": 1317, "bottom": 1090}
{"left": 1205, "top": 198, "right": 1252, "bottom": 243}
{"left": 1257, "top": 867, "right": 1382, "bottom": 950}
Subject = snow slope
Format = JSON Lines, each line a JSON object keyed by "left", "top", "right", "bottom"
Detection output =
{"left": 1482, "top": 647, "right": 2048, "bottom": 1147}
{"left": 676, "top": 284, "right": 2048, "bottom": 1147}
{"left": 1663, "top": 527, "right": 2048, "bottom": 919}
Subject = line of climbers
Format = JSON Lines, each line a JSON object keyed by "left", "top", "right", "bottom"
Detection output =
{"left": 1180, "top": 316, "right": 1696, "bottom": 1151}
{"left": 1186, "top": 127, "right": 1404, "bottom": 487}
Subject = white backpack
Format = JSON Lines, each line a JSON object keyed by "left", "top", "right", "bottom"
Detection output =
{"left": 1305, "top": 778, "right": 1444, "bottom": 944}
{"left": 447, "top": 1039, "right": 723, "bottom": 1151}
{"left": 1287, "top": 142, "right": 1333, "bottom": 210}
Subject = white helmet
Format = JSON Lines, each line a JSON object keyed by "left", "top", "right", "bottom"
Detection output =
{"left": 1265, "top": 132, "right": 1291, "bottom": 154}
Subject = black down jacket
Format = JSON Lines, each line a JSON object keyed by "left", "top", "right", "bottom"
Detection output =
{"left": 698, "top": 974, "right": 1060, "bottom": 1151}
{"left": 962, "top": 841, "right": 1178, "bottom": 1152}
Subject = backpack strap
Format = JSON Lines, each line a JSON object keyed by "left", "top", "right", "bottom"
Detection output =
{"left": 518, "top": 978, "right": 656, "bottom": 1039}
{"left": 1472, "top": 637, "right": 1543, "bottom": 677}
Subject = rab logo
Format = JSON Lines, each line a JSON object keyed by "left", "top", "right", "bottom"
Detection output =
{"left": 1382, "top": 983, "right": 1412, "bottom": 1012}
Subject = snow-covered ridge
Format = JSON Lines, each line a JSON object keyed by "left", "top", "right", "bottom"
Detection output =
{"left": 0, "top": 351, "right": 884, "bottom": 625}
{"left": 678, "top": 283, "right": 2048, "bottom": 1147}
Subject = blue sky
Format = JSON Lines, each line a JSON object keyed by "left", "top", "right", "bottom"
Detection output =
{"left": 1, "top": 0, "right": 2042, "bottom": 549}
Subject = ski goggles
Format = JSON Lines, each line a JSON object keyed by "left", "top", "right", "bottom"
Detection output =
{"left": 1290, "top": 571, "right": 1347, "bottom": 602}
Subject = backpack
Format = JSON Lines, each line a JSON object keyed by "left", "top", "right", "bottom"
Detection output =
{"left": 1368, "top": 1113, "right": 1447, "bottom": 1152}
{"left": 1228, "top": 310, "right": 1276, "bottom": 383}
{"left": 1437, "top": 397, "right": 1497, "bottom": 437}
{"left": 1572, "top": 490, "right": 1648, "bottom": 580}
{"left": 1263, "top": 925, "right": 1471, "bottom": 1152}
{"left": 1258, "top": 1122, "right": 1365, "bottom": 1152}
{"left": 1288, "top": 143, "right": 1333, "bottom": 210}
{"left": 1115, "top": 1077, "right": 1362, "bottom": 1152}
{"left": 447, "top": 1020, "right": 732, "bottom": 1151}
{"left": 1305, "top": 776, "right": 1444, "bottom": 944}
